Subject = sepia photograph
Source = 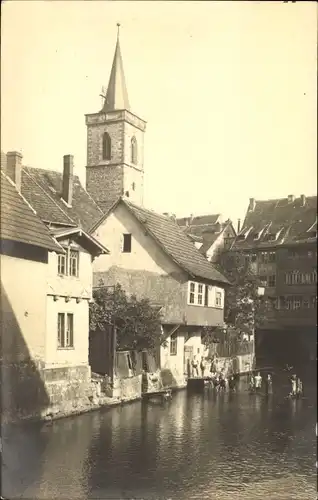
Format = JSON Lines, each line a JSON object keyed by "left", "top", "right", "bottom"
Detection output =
{"left": 1, "top": 1, "right": 317, "bottom": 499}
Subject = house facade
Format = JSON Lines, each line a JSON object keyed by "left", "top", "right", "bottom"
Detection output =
{"left": 91, "top": 199, "right": 229, "bottom": 388}
{"left": 1, "top": 172, "right": 62, "bottom": 420}
{"left": 1, "top": 153, "right": 109, "bottom": 420}
{"left": 232, "top": 194, "right": 317, "bottom": 363}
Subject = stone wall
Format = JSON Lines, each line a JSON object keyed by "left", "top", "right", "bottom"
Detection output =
{"left": 1, "top": 362, "right": 94, "bottom": 423}
{"left": 86, "top": 164, "right": 124, "bottom": 206}
{"left": 112, "top": 374, "right": 142, "bottom": 401}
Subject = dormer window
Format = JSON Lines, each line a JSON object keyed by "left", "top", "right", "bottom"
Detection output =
{"left": 266, "top": 234, "right": 276, "bottom": 241}
{"left": 264, "top": 228, "right": 283, "bottom": 242}
{"left": 308, "top": 230, "right": 317, "bottom": 239}
{"left": 237, "top": 227, "right": 253, "bottom": 241}
{"left": 58, "top": 248, "right": 79, "bottom": 277}
{"left": 253, "top": 233, "right": 260, "bottom": 240}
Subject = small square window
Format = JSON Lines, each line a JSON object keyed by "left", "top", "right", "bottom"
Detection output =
{"left": 123, "top": 234, "right": 132, "bottom": 253}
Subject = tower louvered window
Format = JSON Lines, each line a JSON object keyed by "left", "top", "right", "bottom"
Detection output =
{"left": 131, "top": 136, "right": 138, "bottom": 164}
{"left": 102, "top": 132, "right": 111, "bottom": 160}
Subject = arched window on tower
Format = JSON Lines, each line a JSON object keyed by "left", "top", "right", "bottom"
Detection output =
{"left": 102, "top": 132, "right": 111, "bottom": 161}
{"left": 131, "top": 137, "right": 138, "bottom": 165}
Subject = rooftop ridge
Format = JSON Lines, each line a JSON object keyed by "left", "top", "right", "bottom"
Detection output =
{"left": 23, "top": 168, "right": 74, "bottom": 224}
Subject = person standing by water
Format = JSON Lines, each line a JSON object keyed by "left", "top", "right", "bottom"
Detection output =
{"left": 219, "top": 372, "right": 227, "bottom": 391}
{"left": 290, "top": 374, "right": 297, "bottom": 397}
{"left": 296, "top": 377, "right": 303, "bottom": 397}
{"left": 210, "top": 354, "right": 217, "bottom": 375}
{"left": 228, "top": 375, "right": 236, "bottom": 391}
{"left": 192, "top": 356, "right": 199, "bottom": 377}
{"left": 265, "top": 373, "right": 273, "bottom": 395}
{"left": 254, "top": 372, "right": 262, "bottom": 393}
{"left": 248, "top": 372, "right": 255, "bottom": 393}
{"left": 200, "top": 356, "right": 206, "bottom": 377}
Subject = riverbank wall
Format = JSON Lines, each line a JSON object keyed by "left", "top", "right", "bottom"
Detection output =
{"left": 1, "top": 353, "right": 254, "bottom": 425}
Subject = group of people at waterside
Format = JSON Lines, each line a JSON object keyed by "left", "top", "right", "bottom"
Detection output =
{"left": 190, "top": 355, "right": 239, "bottom": 392}
{"left": 248, "top": 372, "right": 303, "bottom": 398}
{"left": 190, "top": 356, "right": 304, "bottom": 397}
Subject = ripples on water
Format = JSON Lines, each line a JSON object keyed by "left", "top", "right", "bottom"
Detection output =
{"left": 2, "top": 370, "right": 317, "bottom": 500}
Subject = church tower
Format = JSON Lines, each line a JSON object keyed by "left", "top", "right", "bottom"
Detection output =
{"left": 85, "top": 25, "right": 146, "bottom": 210}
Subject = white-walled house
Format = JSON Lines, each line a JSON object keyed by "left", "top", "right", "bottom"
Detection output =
{"left": 91, "top": 197, "right": 229, "bottom": 388}
{"left": 1, "top": 173, "right": 108, "bottom": 420}
{"left": 1, "top": 154, "right": 109, "bottom": 419}
{"left": 45, "top": 226, "right": 108, "bottom": 372}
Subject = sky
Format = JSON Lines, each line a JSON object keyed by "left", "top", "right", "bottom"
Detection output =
{"left": 1, "top": 1, "right": 317, "bottom": 223}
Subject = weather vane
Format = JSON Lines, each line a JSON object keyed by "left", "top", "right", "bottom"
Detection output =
{"left": 100, "top": 86, "right": 106, "bottom": 105}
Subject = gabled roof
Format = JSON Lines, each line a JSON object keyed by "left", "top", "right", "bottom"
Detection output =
{"left": 50, "top": 226, "right": 109, "bottom": 255}
{"left": 93, "top": 198, "right": 229, "bottom": 284}
{"left": 234, "top": 195, "right": 317, "bottom": 250}
{"left": 177, "top": 213, "right": 221, "bottom": 232}
{"left": 20, "top": 166, "right": 104, "bottom": 231}
{"left": 0, "top": 172, "right": 63, "bottom": 253}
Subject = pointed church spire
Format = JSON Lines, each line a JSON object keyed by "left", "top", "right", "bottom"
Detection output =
{"left": 101, "top": 24, "right": 130, "bottom": 113}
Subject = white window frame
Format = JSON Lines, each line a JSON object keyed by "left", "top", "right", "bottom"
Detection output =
{"left": 58, "top": 248, "right": 79, "bottom": 277}
{"left": 57, "top": 312, "right": 74, "bottom": 349}
{"left": 189, "top": 282, "right": 196, "bottom": 304}
{"left": 187, "top": 282, "right": 224, "bottom": 309}
{"left": 215, "top": 291, "right": 222, "bottom": 307}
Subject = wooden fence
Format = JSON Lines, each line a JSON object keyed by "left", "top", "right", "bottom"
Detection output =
{"left": 210, "top": 340, "right": 254, "bottom": 358}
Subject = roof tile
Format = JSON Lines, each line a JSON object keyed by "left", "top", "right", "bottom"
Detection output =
{"left": 22, "top": 167, "right": 104, "bottom": 231}
{"left": 0, "top": 173, "right": 62, "bottom": 252}
{"left": 124, "top": 200, "right": 229, "bottom": 284}
{"left": 234, "top": 195, "right": 317, "bottom": 249}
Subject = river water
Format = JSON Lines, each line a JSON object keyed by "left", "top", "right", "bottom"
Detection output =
{"left": 2, "top": 367, "right": 317, "bottom": 500}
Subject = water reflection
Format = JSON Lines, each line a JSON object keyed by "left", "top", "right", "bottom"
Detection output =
{"left": 2, "top": 370, "right": 316, "bottom": 500}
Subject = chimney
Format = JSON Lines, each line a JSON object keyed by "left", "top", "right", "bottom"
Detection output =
{"left": 62, "top": 155, "right": 74, "bottom": 206}
{"left": 287, "top": 194, "right": 295, "bottom": 204}
{"left": 248, "top": 198, "right": 256, "bottom": 212}
{"left": 6, "top": 151, "right": 23, "bottom": 192}
{"left": 237, "top": 218, "right": 241, "bottom": 234}
{"left": 300, "top": 194, "right": 306, "bottom": 207}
